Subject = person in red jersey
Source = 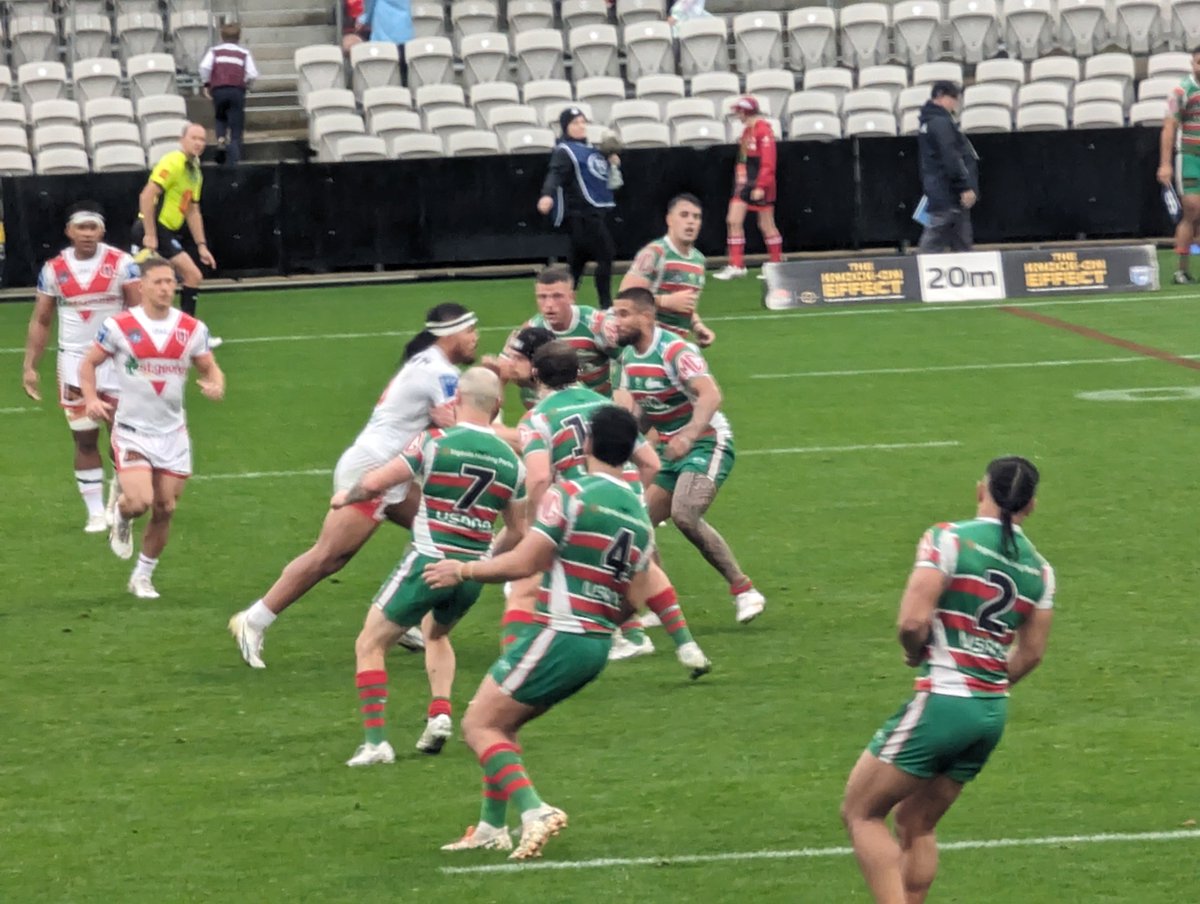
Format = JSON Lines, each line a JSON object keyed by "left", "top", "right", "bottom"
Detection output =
{"left": 714, "top": 96, "right": 784, "bottom": 280}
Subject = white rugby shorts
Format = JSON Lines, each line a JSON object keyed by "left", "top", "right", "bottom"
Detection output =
{"left": 112, "top": 423, "right": 192, "bottom": 477}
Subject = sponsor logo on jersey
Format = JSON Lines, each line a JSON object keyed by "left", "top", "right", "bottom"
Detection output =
{"left": 175, "top": 328, "right": 189, "bottom": 345}
{"left": 128, "top": 329, "right": 143, "bottom": 344}
{"left": 101, "top": 264, "right": 115, "bottom": 279}
{"left": 125, "top": 355, "right": 139, "bottom": 375}
{"left": 675, "top": 350, "right": 706, "bottom": 383}
{"left": 538, "top": 489, "right": 564, "bottom": 526}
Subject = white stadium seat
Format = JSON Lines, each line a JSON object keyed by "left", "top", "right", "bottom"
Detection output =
{"left": 677, "top": 17, "right": 729, "bottom": 78}
{"left": 32, "top": 99, "right": 83, "bottom": 129}
{"left": 1074, "top": 78, "right": 1125, "bottom": 108}
{"left": 1137, "top": 76, "right": 1178, "bottom": 102}
{"left": 392, "top": 132, "right": 445, "bottom": 158}
{"left": 294, "top": 45, "right": 344, "bottom": 103}
{"left": 0, "top": 149, "right": 34, "bottom": 174}
{"left": 575, "top": 76, "right": 625, "bottom": 125}
{"left": 561, "top": 0, "right": 608, "bottom": 30}
{"left": 93, "top": 143, "right": 148, "bottom": 172}
{"left": 1147, "top": 52, "right": 1191, "bottom": 80}
{"left": 1016, "top": 104, "right": 1068, "bottom": 130}
{"left": 842, "top": 88, "right": 895, "bottom": 119}
{"left": 1168, "top": 2, "right": 1200, "bottom": 53}
{"left": 513, "top": 29, "right": 564, "bottom": 84}
{"left": 37, "top": 147, "right": 91, "bottom": 174}
{"left": 964, "top": 83, "right": 1015, "bottom": 111}
{"left": 0, "top": 67, "right": 12, "bottom": 103}
{"left": 1029, "top": 57, "right": 1081, "bottom": 97}
{"left": 1018, "top": 81, "right": 1070, "bottom": 110}
{"left": 541, "top": 99, "right": 592, "bottom": 130}
{"left": 947, "top": 0, "right": 1000, "bottom": 65}
{"left": 803, "top": 67, "right": 855, "bottom": 107}
{"left": 616, "top": 0, "right": 663, "bottom": 29}
{"left": 369, "top": 110, "right": 423, "bottom": 144}
{"left": 913, "top": 62, "right": 963, "bottom": 89}
{"left": 789, "top": 112, "right": 842, "bottom": 140}
{"left": 610, "top": 98, "right": 660, "bottom": 131}
{"left": 71, "top": 14, "right": 114, "bottom": 61}
{"left": 745, "top": 70, "right": 796, "bottom": 124}
{"left": 521, "top": 79, "right": 573, "bottom": 122}
{"left": 900, "top": 109, "right": 921, "bottom": 134}
{"left": 666, "top": 97, "right": 716, "bottom": 129}
{"left": 975, "top": 58, "right": 1026, "bottom": 94}
{"left": 411, "top": 1, "right": 447, "bottom": 37}
{"left": 734, "top": 11, "right": 784, "bottom": 73}
{"left": 1058, "top": 0, "right": 1108, "bottom": 57}
{"left": 487, "top": 102, "right": 540, "bottom": 147}
{"left": 446, "top": 128, "right": 501, "bottom": 156}
{"left": 35, "top": 124, "right": 87, "bottom": 154}
{"left": 416, "top": 83, "right": 467, "bottom": 115}
{"left": 896, "top": 85, "right": 929, "bottom": 120}
{"left": 136, "top": 94, "right": 186, "bottom": 127}
{"left": 787, "top": 7, "right": 838, "bottom": 70}
{"left": 1002, "top": 0, "right": 1054, "bottom": 60}
{"left": 116, "top": 11, "right": 166, "bottom": 59}
{"left": 18, "top": 62, "right": 68, "bottom": 108}
{"left": 11, "top": 15, "right": 60, "bottom": 68}
{"left": 691, "top": 71, "right": 740, "bottom": 120}
{"left": 460, "top": 32, "right": 511, "bottom": 87}
{"left": 1072, "top": 100, "right": 1124, "bottom": 127}
{"left": 839, "top": 3, "right": 890, "bottom": 70}
{"left": 619, "top": 121, "right": 670, "bottom": 148}
{"left": 0, "top": 125, "right": 29, "bottom": 151}
{"left": 426, "top": 106, "right": 478, "bottom": 141}
{"left": 304, "top": 87, "right": 356, "bottom": 121}
{"left": 350, "top": 42, "right": 402, "bottom": 98}
{"left": 1129, "top": 97, "right": 1167, "bottom": 124}
{"left": 363, "top": 86, "right": 414, "bottom": 130}
{"left": 845, "top": 111, "right": 898, "bottom": 136}
{"left": 636, "top": 74, "right": 685, "bottom": 118}
{"left": 313, "top": 112, "right": 365, "bottom": 162}
{"left": 469, "top": 81, "right": 520, "bottom": 126}
{"left": 1112, "top": 0, "right": 1164, "bottom": 53}
{"left": 507, "top": 0, "right": 554, "bottom": 33}
{"left": 961, "top": 106, "right": 1013, "bottom": 132}
{"left": 1084, "top": 53, "right": 1135, "bottom": 101}
{"left": 569, "top": 24, "right": 620, "bottom": 81}
{"left": 674, "top": 119, "right": 726, "bottom": 147}
{"left": 142, "top": 117, "right": 187, "bottom": 147}
{"left": 125, "top": 53, "right": 177, "bottom": 102}
{"left": 171, "top": 8, "right": 211, "bottom": 73}
{"left": 623, "top": 20, "right": 673, "bottom": 82}
{"left": 858, "top": 65, "right": 908, "bottom": 103}
{"left": 503, "top": 126, "right": 556, "bottom": 153}
{"left": 406, "top": 36, "right": 455, "bottom": 89}
{"left": 73, "top": 58, "right": 123, "bottom": 107}
{"left": 451, "top": 0, "right": 499, "bottom": 45}
{"left": 335, "top": 134, "right": 389, "bottom": 161}
{"left": 891, "top": 1, "right": 942, "bottom": 66}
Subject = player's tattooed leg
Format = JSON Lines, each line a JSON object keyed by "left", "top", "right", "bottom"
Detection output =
{"left": 670, "top": 473, "right": 747, "bottom": 585}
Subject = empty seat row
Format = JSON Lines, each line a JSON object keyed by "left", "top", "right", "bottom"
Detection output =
{"left": 6, "top": 10, "right": 210, "bottom": 69}
{"left": 5, "top": 54, "right": 179, "bottom": 107}
{"left": 407, "top": 0, "right": 665, "bottom": 41}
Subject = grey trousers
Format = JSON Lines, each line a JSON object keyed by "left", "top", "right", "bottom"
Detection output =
{"left": 918, "top": 208, "right": 973, "bottom": 253}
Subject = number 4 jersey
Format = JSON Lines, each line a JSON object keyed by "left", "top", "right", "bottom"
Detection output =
{"left": 403, "top": 423, "right": 524, "bottom": 561}
{"left": 914, "top": 517, "right": 1056, "bottom": 698}
{"left": 530, "top": 473, "right": 654, "bottom": 636}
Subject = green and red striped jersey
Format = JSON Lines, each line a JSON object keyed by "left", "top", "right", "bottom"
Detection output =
{"left": 507, "top": 304, "right": 617, "bottom": 406}
{"left": 1169, "top": 75, "right": 1200, "bottom": 151}
{"left": 619, "top": 327, "right": 731, "bottom": 441}
{"left": 518, "top": 384, "right": 645, "bottom": 481}
{"left": 403, "top": 423, "right": 524, "bottom": 561}
{"left": 912, "top": 518, "right": 1056, "bottom": 698}
{"left": 627, "top": 236, "right": 706, "bottom": 338}
{"left": 530, "top": 473, "right": 654, "bottom": 635}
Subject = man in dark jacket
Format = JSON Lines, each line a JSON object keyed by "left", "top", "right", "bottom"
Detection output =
{"left": 917, "top": 81, "right": 979, "bottom": 253}
{"left": 536, "top": 107, "right": 620, "bottom": 309}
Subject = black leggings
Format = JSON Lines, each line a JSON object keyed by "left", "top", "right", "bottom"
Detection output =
{"left": 566, "top": 211, "right": 615, "bottom": 309}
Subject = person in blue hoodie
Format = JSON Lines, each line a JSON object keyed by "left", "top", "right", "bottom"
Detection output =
{"left": 358, "top": 0, "right": 412, "bottom": 84}
{"left": 916, "top": 81, "right": 979, "bottom": 253}
{"left": 536, "top": 107, "right": 622, "bottom": 309}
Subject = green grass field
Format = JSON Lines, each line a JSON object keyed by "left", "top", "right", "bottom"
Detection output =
{"left": 1, "top": 262, "right": 1198, "bottom": 903}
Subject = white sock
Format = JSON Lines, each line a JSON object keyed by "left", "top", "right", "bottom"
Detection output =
{"left": 245, "top": 599, "right": 277, "bottom": 632}
{"left": 75, "top": 468, "right": 105, "bottom": 516}
{"left": 133, "top": 553, "right": 158, "bottom": 579}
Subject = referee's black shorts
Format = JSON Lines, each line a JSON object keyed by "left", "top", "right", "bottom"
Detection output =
{"left": 130, "top": 219, "right": 188, "bottom": 258}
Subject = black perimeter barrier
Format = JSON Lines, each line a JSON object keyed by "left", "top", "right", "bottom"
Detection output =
{"left": 0, "top": 126, "right": 1171, "bottom": 289}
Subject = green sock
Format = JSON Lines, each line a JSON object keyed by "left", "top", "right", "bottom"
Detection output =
{"left": 620, "top": 616, "right": 647, "bottom": 646}
{"left": 480, "top": 742, "right": 542, "bottom": 816}
{"left": 479, "top": 776, "right": 508, "bottom": 828}
{"left": 646, "top": 588, "right": 694, "bottom": 649}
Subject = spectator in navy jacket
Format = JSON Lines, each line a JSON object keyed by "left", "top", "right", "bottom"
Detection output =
{"left": 199, "top": 23, "right": 260, "bottom": 166}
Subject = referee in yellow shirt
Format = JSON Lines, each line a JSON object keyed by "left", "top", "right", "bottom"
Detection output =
{"left": 134, "top": 122, "right": 220, "bottom": 342}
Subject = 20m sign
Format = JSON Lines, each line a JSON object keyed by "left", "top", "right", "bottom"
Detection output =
{"left": 918, "top": 251, "right": 1007, "bottom": 302}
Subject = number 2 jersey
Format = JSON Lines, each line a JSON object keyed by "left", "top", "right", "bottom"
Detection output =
{"left": 530, "top": 473, "right": 654, "bottom": 635}
{"left": 913, "top": 517, "right": 1056, "bottom": 698}
{"left": 402, "top": 423, "right": 524, "bottom": 562}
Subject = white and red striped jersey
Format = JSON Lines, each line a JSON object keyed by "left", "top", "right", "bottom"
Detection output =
{"left": 37, "top": 244, "right": 140, "bottom": 354}
{"left": 352, "top": 345, "right": 460, "bottom": 461}
{"left": 96, "top": 307, "right": 211, "bottom": 434}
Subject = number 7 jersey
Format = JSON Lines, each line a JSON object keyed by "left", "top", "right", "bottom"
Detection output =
{"left": 913, "top": 517, "right": 1056, "bottom": 698}
{"left": 402, "top": 423, "right": 524, "bottom": 561}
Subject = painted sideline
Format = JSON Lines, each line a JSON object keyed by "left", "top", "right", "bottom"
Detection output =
{"left": 1000, "top": 306, "right": 1200, "bottom": 372}
{"left": 0, "top": 291, "right": 1191, "bottom": 355}
{"left": 439, "top": 828, "right": 1200, "bottom": 876}
{"left": 190, "top": 441, "right": 960, "bottom": 481}
{"left": 752, "top": 353, "right": 1200, "bottom": 380}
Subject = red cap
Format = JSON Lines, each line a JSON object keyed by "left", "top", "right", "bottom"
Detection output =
{"left": 731, "top": 96, "right": 760, "bottom": 114}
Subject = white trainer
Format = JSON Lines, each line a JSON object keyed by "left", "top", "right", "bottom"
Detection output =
{"left": 395, "top": 626, "right": 425, "bottom": 652}
{"left": 441, "top": 823, "right": 513, "bottom": 852}
{"left": 608, "top": 633, "right": 654, "bottom": 661}
{"left": 128, "top": 574, "right": 160, "bottom": 600}
{"left": 676, "top": 641, "right": 712, "bottom": 679}
{"left": 511, "top": 805, "right": 568, "bottom": 860}
{"left": 415, "top": 713, "right": 453, "bottom": 754}
{"left": 639, "top": 610, "right": 662, "bottom": 628}
{"left": 228, "top": 610, "right": 266, "bottom": 669}
{"left": 713, "top": 265, "right": 747, "bottom": 280}
{"left": 734, "top": 588, "right": 766, "bottom": 624}
{"left": 84, "top": 512, "right": 109, "bottom": 533}
{"left": 346, "top": 740, "right": 396, "bottom": 767}
{"left": 208, "top": 336, "right": 224, "bottom": 350}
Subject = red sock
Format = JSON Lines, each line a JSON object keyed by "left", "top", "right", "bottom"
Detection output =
{"left": 356, "top": 669, "right": 388, "bottom": 744}
{"left": 730, "top": 578, "right": 753, "bottom": 597}
{"left": 766, "top": 234, "right": 783, "bottom": 263}
{"left": 428, "top": 697, "right": 451, "bottom": 719}
{"left": 645, "top": 586, "right": 694, "bottom": 646}
{"left": 727, "top": 236, "right": 745, "bottom": 268}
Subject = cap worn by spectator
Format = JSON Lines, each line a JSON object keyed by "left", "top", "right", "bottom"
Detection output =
{"left": 930, "top": 80, "right": 961, "bottom": 99}
{"left": 731, "top": 96, "right": 760, "bottom": 114}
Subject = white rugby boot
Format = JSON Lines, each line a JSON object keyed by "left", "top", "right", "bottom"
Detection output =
{"left": 395, "top": 626, "right": 425, "bottom": 652}
{"left": 346, "top": 741, "right": 396, "bottom": 767}
{"left": 511, "top": 805, "right": 568, "bottom": 860}
{"left": 713, "top": 265, "right": 747, "bottom": 280}
{"left": 608, "top": 632, "right": 654, "bottom": 661}
{"left": 84, "top": 512, "right": 109, "bottom": 533}
{"left": 676, "top": 641, "right": 712, "bottom": 679}
{"left": 734, "top": 587, "right": 766, "bottom": 624}
{"left": 228, "top": 610, "right": 266, "bottom": 669}
{"left": 415, "top": 714, "right": 453, "bottom": 754}
{"left": 441, "top": 823, "right": 513, "bottom": 852}
{"left": 127, "top": 574, "right": 160, "bottom": 600}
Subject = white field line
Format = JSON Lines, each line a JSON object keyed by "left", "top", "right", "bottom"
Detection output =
{"left": 0, "top": 406, "right": 35, "bottom": 414}
{"left": 752, "top": 354, "right": 1200, "bottom": 380}
{"left": 190, "top": 441, "right": 960, "bottom": 482}
{"left": 439, "top": 828, "right": 1200, "bottom": 876}
{"left": 0, "top": 290, "right": 1193, "bottom": 355}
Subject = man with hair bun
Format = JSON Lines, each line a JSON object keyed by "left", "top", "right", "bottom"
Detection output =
{"left": 228, "top": 303, "right": 479, "bottom": 669}
{"left": 22, "top": 201, "right": 141, "bottom": 533}
{"left": 332, "top": 366, "right": 525, "bottom": 766}
{"left": 841, "top": 456, "right": 1055, "bottom": 904}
